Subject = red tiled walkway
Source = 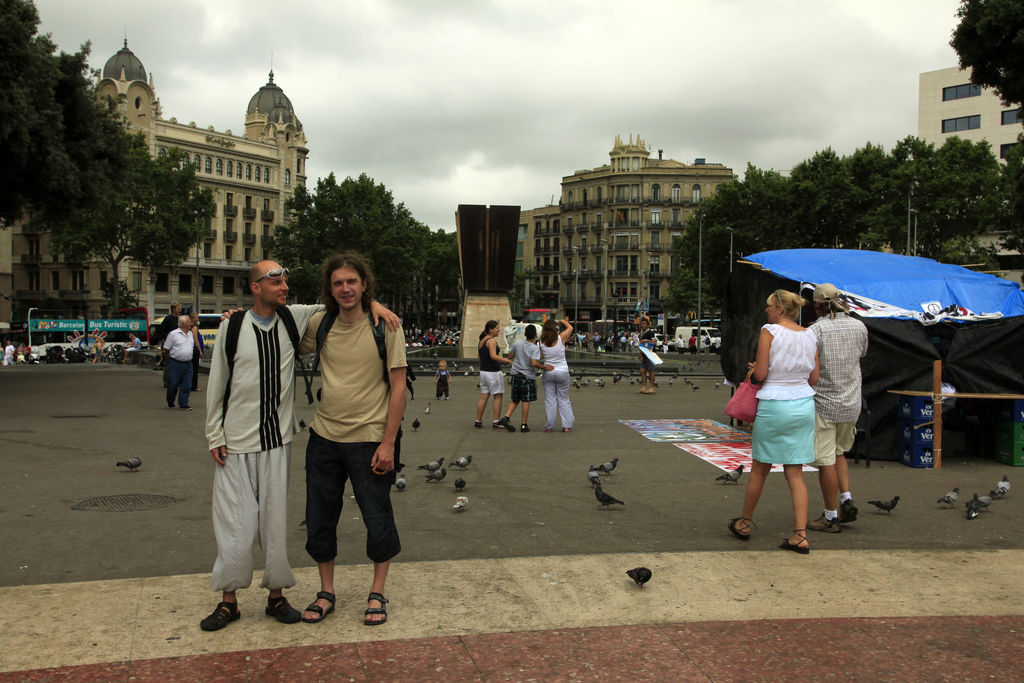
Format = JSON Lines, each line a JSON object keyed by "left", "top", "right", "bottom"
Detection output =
{"left": 5, "top": 615, "right": 1022, "bottom": 682}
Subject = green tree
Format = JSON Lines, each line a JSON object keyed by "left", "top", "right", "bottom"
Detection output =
{"left": 1001, "top": 136, "right": 1024, "bottom": 261}
{"left": 951, "top": 0, "right": 1024, "bottom": 110}
{"left": 0, "top": 0, "right": 126, "bottom": 225}
{"left": 48, "top": 136, "right": 214, "bottom": 312}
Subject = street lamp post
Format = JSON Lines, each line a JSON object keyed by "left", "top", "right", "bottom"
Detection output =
{"left": 571, "top": 245, "right": 580, "bottom": 324}
{"left": 600, "top": 239, "right": 609, "bottom": 322}
{"left": 906, "top": 185, "right": 914, "bottom": 256}
{"left": 194, "top": 210, "right": 202, "bottom": 313}
{"left": 697, "top": 214, "right": 703, "bottom": 353}
{"left": 27, "top": 307, "right": 38, "bottom": 348}
{"left": 725, "top": 227, "right": 734, "bottom": 273}
{"left": 910, "top": 209, "right": 919, "bottom": 257}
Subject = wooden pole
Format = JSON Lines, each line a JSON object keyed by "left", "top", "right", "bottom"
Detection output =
{"left": 932, "top": 360, "right": 943, "bottom": 469}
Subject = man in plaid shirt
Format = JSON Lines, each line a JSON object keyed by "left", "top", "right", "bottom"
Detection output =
{"left": 806, "top": 283, "right": 869, "bottom": 534}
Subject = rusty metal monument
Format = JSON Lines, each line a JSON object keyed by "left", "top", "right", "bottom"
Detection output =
{"left": 456, "top": 204, "right": 520, "bottom": 354}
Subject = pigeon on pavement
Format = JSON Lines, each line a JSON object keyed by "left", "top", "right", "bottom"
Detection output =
{"left": 626, "top": 567, "right": 652, "bottom": 588}
{"left": 417, "top": 457, "right": 445, "bottom": 472}
{"left": 452, "top": 455, "right": 473, "bottom": 469}
{"left": 977, "top": 494, "right": 993, "bottom": 510}
{"left": 965, "top": 493, "right": 983, "bottom": 519}
{"left": 937, "top": 487, "right": 960, "bottom": 508}
{"left": 587, "top": 469, "right": 601, "bottom": 488}
{"left": 594, "top": 486, "right": 625, "bottom": 509}
{"left": 590, "top": 458, "right": 619, "bottom": 475}
{"left": 715, "top": 464, "right": 744, "bottom": 484}
{"left": 867, "top": 496, "right": 900, "bottom": 514}
{"left": 116, "top": 457, "right": 142, "bottom": 472}
{"left": 452, "top": 496, "right": 468, "bottom": 512}
{"left": 425, "top": 467, "right": 447, "bottom": 483}
{"left": 454, "top": 477, "right": 466, "bottom": 491}
{"left": 425, "top": 402, "right": 431, "bottom": 414}
{"left": 394, "top": 473, "right": 406, "bottom": 491}
{"left": 993, "top": 474, "right": 1010, "bottom": 497}
{"left": 412, "top": 418, "right": 421, "bottom": 432}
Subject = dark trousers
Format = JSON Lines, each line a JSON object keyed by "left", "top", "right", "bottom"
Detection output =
{"left": 304, "top": 429, "right": 401, "bottom": 564}
{"left": 166, "top": 358, "right": 193, "bottom": 408}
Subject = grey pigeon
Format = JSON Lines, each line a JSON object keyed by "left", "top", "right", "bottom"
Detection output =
{"left": 573, "top": 380, "right": 581, "bottom": 390}
{"left": 867, "top": 496, "right": 900, "bottom": 514}
{"left": 626, "top": 567, "right": 652, "bottom": 588}
{"left": 394, "top": 474, "right": 406, "bottom": 491}
{"left": 715, "top": 464, "right": 744, "bottom": 484}
{"left": 977, "top": 494, "right": 993, "bottom": 510}
{"left": 965, "top": 493, "right": 983, "bottom": 519}
{"left": 116, "top": 457, "right": 142, "bottom": 472}
{"left": 938, "top": 487, "right": 960, "bottom": 508}
{"left": 454, "top": 477, "right": 466, "bottom": 491}
{"left": 425, "top": 467, "right": 447, "bottom": 483}
{"left": 594, "top": 486, "right": 625, "bottom": 509}
{"left": 994, "top": 474, "right": 1010, "bottom": 497}
{"left": 587, "top": 469, "right": 601, "bottom": 488}
{"left": 595, "top": 457, "right": 619, "bottom": 474}
{"left": 424, "top": 402, "right": 431, "bottom": 414}
{"left": 417, "top": 457, "right": 445, "bottom": 472}
{"left": 613, "top": 374, "right": 623, "bottom": 384}
{"left": 412, "top": 418, "right": 421, "bottom": 432}
{"left": 452, "top": 455, "right": 473, "bottom": 469}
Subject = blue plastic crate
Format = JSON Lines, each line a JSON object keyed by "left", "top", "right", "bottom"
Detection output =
{"left": 998, "top": 399, "right": 1024, "bottom": 424}
{"left": 897, "top": 395, "right": 933, "bottom": 422}
{"left": 900, "top": 443, "right": 934, "bottom": 468}
{"left": 901, "top": 420, "right": 934, "bottom": 448}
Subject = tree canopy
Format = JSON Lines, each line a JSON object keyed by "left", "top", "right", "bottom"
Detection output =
{"left": 268, "top": 172, "right": 459, "bottom": 326}
{"left": 48, "top": 136, "right": 214, "bottom": 312}
{"left": 667, "top": 136, "right": 1006, "bottom": 315}
{"left": 0, "top": 0, "right": 126, "bottom": 225}
{"left": 951, "top": 0, "right": 1024, "bottom": 110}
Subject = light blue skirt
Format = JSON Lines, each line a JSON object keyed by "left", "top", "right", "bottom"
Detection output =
{"left": 751, "top": 397, "right": 815, "bottom": 465}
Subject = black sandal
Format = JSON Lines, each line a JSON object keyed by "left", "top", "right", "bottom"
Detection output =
{"left": 200, "top": 601, "right": 240, "bottom": 631}
{"left": 728, "top": 516, "right": 752, "bottom": 541}
{"left": 780, "top": 529, "right": 810, "bottom": 554}
{"left": 301, "top": 591, "right": 336, "bottom": 623}
{"left": 364, "top": 591, "right": 389, "bottom": 626}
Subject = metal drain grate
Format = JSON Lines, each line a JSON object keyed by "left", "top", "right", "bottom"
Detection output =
{"left": 72, "top": 494, "right": 178, "bottom": 512}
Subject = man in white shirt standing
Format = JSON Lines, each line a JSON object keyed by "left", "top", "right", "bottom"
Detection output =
{"left": 162, "top": 316, "right": 196, "bottom": 410}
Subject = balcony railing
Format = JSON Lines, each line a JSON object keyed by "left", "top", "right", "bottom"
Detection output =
{"left": 223, "top": 205, "right": 238, "bottom": 216}
{"left": 243, "top": 233, "right": 256, "bottom": 244}
{"left": 560, "top": 225, "right": 574, "bottom": 235}
{"left": 21, "top": 254, "right": 43, "bottom": 264}
{"left": 223, "top": 231, "right": 238, "bottom": 242}
{"left": 242, "top": 207, "right": 257, "bottom": 219}
{"left": 15, "top": 289, "right": 46, "bottom": 298}
{"left": 261, "top": 209, "right": 275, "bottom": 222}
{"left": 204, "top": 229, "right": 217, "bottom": 240}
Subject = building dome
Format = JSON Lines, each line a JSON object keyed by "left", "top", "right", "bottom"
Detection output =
{"left": 247, "top": 71, "right": 299, "bottom": 126}
{"left": 102, "top": 40, "right": 147, "bottom": 82}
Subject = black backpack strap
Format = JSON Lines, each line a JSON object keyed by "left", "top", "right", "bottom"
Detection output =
{"left": 312, "top": 310, "right": 337, "bottom": 374}
{"left": 276, "top": 306, "right": 313, "bottom": 405}
{"left": 221, "top": 310, "right": 246, "bottom": 427}
{"left": 368, "top": 313, "right": 415, "bottom": 399}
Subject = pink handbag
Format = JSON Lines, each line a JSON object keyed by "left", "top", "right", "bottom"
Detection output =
{"left": 724, "top": 370, "right": 760, "bottom": 423}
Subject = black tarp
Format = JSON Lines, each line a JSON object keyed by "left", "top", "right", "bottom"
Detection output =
{"left": 723, "top": 260, "right": 1024, "bottom": 461}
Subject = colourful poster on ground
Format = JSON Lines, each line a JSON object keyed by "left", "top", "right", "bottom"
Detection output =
{"left": 675, "top": 442, "right": 817, "bottom": 473}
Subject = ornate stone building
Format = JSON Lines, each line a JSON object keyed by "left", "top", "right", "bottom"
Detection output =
{"left": 10, "top": 41, "right": 308, "bottom": 324}
{"left": 518, "top": 135, "right": 733, "bottom": 326}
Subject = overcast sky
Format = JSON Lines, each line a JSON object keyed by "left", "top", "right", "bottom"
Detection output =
{"left": 36, "top": 0, "right": 964, "bottom": 231}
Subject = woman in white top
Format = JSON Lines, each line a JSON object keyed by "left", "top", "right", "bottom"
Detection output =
{"left": 538, "top": 317, "right": 574, "bottom": 432}
{"left": 729, "top": 290, "right": 819, "bottom": 554}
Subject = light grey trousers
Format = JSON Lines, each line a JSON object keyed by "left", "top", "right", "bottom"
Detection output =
{"left": 210, "top": 444, "right": 296, "bottom": 593}
{"left": 543, "top": 370, "right": 575, "bottom": 430}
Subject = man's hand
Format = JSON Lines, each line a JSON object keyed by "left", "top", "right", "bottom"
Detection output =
{"left": 219, "top": 308, "right": 245, "bottom": 322}
{"left": 370, "top": 442, "right": 395, "bottom": 474}
{"left": 211, "top": 445, "right": 227, "bottom": 467}
{"left": 370, "top": 300, "right": 400, "bottom": 331}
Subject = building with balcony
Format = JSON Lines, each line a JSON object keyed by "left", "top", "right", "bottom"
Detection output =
{"left": 516, "top": 134, "right": 733, "bottom": 327}
{"left": 9, "top": 41, "right": 309, "bottom": 322}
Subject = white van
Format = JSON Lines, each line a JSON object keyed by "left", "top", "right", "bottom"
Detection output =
{"left": 673, "top": 326, "right": 721, "bottom": 353}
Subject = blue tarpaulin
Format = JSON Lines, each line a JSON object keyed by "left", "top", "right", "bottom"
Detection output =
{"left": 744, "top": 249, "right": 1024, "bottom": 320}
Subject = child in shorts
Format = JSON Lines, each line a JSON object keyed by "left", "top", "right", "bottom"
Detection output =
{"left": 497, "top": 324, "right": 547, "bottom": 433}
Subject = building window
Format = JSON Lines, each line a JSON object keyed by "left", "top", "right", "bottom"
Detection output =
{"left": 1002, "top": 109, "right": 1023, "bottom": 125}
{"left": 264, "top": 167, "right": 270, "bottom": 182}
{"left": 651, "top": 210, "right": 661, "bottom": 225}
{"left": 155, "top": 273, "right": 169, "bottom": 292}
{"left": 99, "top": 270, "right": 109, "bottom": 289}
{"left": 651, "top": 184, "right": 660, "bottom": 201}
{"left": 225, "top": 218, "right": 233, "bottom": 232}
{"left": 284, "top": 169, "right": 291, "bottom": 185}
{"left": 203, "top": 242, "right": 211, "bottom": 258}
{"left": 202, "top": 276, "right": 214, "bottom": 294}
{"left": 692, "top": 185, "right": 702, "bottom": 203}
{"left": 226, "top": 192, "right": 233, "bottom": 207}
{"left": 672, "top": 208, "right": 681, "bottom": 225}
{"left": 215, "top": 158, "right": 223, "bottom": 175}
{"left": 71, "top": 270, "right": 86, "bottom": 289}
{"left": 246, "top": 164, "right": 252, "bottom": 180}
{"left": 649, "top": 255, "right": 660, "bottom": 274}
{"left": 179, "top": 274, "right": 192, "bottom": 293}
{"left": 194, "top": 153, "right": 201, "bottom": 167}
{"left": 263, "top": 198, "right": 270, "bottom": 211}
{"left": 672, "top": 184, "right": 681, "bottom": 202}
{"left": 223, "top": 276, "right": 235, "bottom": 295}
{"left": 205, "top": 156, "right": 212, "bottom": 173}
{"left": 28, "top": 271, "right": 40, "bottom": 289}
{"left": 650, "top": 282, "right": 660, "bottom": 300}
{"left": 158, "top": 147, "right": 166, "bottom": 157}
{"left": 942, "top": 83, "right": 981, "bottom": 101}
{"left": 596, "top": 187, "right": 603, "bottom": 202}
{"left": 225, "top": 245, "right": 234, "bottom": 260}
{"left": 131, "top": 271, "right": 142, "bottom": 291}
{"left": 651, "top": 231, "right": 660, "bottom": 246}
{"left": 263, "top": 223, "right": 270, "bottom": 236}
{"left": 1001, "top": 142, "right": 1019, "bottom": 159}
{"left": 941, "top": 115, "right": 981, "bottom": 133}
{"left": 51, "top": 271, "right": 60, "bottom": 290}
{"left": 236, "top": 162, "right": 242, "bottom": 179}
{"left": 227, "top": 160, "right": 233, "bottom": 176}
{"left": 244, "top": 247, "right": 252, "bottom": 262}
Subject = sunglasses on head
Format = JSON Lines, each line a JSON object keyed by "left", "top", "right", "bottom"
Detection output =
{"left": 254, "top": 267, "right": 288, "bottom": 283}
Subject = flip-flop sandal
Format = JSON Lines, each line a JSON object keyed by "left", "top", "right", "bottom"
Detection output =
{"left": 301, "top": 591, "right": 336, "bottom": 623}
{"left": 364, "top": 591, "right": 389, "bottom": 626}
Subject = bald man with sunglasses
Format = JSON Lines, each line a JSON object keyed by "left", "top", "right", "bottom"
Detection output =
{"left": 200, "top": 260, "right": 397, "bottom": 632}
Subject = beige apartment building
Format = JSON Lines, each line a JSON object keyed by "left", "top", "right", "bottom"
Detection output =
{"left": 918, "top": 67, "right": 1023, "bottom": 282}
{"left": 518, "top": 134, "right": 733, "bottom": 326}
{"left": 9, "top": 41, "right": 308, "bottom": 328}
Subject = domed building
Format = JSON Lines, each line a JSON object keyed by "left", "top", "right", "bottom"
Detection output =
{"left": 14, "top": 43, "right": 310, "bottom": 322}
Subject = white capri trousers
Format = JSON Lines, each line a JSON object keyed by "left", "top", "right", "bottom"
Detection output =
{"left": 542, "top": 369, "right": 575, "bottom": 430}
{"left": 210, "top": 444, "right": 295, "bottom": 593}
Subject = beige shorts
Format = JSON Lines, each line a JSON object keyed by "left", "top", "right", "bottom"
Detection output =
{"left": 813, "top": 414, "right": 857, "bottom": 467}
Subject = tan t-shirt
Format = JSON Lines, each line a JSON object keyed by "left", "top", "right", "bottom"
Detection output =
{"left": 300, "top": 311, "right": 407, "bottom": 443}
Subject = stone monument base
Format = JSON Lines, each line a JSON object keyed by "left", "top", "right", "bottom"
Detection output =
{"left": 461, "top": 293, "right": 512, "bottom": 355}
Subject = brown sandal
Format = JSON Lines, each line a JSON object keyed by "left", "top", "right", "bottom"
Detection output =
{"left": 780, "top": 529, "right": 810, "bottom": 554}
{"left": 728, "top": 516, "right": 752, "bottom": 541}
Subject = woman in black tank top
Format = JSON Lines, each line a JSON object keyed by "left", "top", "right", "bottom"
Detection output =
{"left": 474, "top": 320, "right": 512, "bottom": 428}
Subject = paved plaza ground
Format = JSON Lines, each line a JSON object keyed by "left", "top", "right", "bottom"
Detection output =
{"left": 0, "top": 360, "right": 1021, "bottom": 680}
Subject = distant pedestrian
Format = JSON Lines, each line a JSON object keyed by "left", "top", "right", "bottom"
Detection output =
{"left": 688, "top": 334, "right": 697, "bottom": 356}
{"left": 3, "top": 339, "right": 13, "bottom": 366}
{"left": 637, "top": 317, "right": 657, "bottom": 394}
{"left": 163, "top": 315, "right": 195, "bottom": 410}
